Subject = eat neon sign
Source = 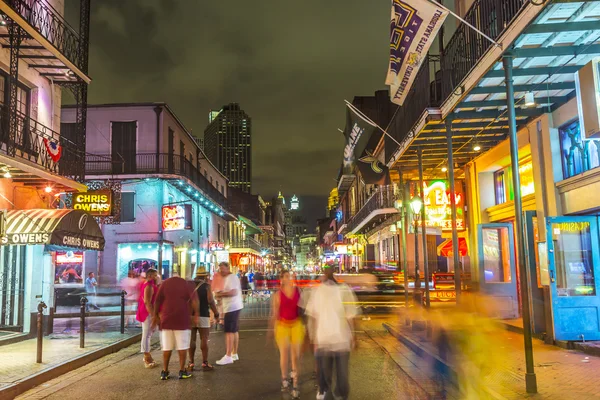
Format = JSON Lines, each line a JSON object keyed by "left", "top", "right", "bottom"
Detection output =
{"left": 419, "top": 180, "right": 466, "bottom": 232}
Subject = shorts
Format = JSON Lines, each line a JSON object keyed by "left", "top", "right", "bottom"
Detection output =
{"left": 160, "top": 329, "right": 191, "bottom": 351}
{"left": 275, "top": 319, "right": 305, "bottom": 348}
{"left": 191, "top": 316, "right": 211, "bottom": 329}
{"left": 224, "top": 310, "right": 241, "bottom": 333}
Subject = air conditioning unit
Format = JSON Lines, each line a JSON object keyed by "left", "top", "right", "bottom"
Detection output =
{"left": 575, "top": 58, "right": 600, "bottom": 139}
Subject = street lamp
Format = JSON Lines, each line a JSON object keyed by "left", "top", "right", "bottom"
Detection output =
{"left": 410, "top": 195, "right": 423, "bottom": 304}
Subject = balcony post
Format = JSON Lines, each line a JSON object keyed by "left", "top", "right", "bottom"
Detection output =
{"left": 445, "top": 116, "right": 461, "bottom": 302}
{"left": 7, "top": 21, "right": 23, "bottom": 157}
{"left": 418, "top": 147, "right": 430, "bottom": 308}
{"left": 78, "top": 0, "right": 91, "bottom": 75}
{"left": 504, "top": 54, "right": 537, "bottom": 393}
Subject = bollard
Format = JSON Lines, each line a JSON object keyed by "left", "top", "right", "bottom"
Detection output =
{"left": 80, "top": 295, "right": 88, "bottom": 348}
{"left": 120, "top": 290, "right": 127, "bottom": 334}
{"left": 36, "top": 301, "right": 47, "bottom": 363}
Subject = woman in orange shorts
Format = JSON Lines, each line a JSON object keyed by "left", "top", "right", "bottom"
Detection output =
{"left": 269, "top": 270, "right": 305, "bottom": 399}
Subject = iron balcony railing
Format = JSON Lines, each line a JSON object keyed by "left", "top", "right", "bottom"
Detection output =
{"left": 0, "top": 107, "right": 83, "bottom": 181}
{"left": 86, "top": 153, "right": 226, "bottom": 206}
{"left": 347, "top": 185, "right": 398, "bottom": 233}
{"left": 230, "top": 237, "right": 263, "bottom": 253}
{"left": 5, "top": 0, "right": 86, "bottom": 72}
{"left": 440, "top": 0, "right": 527, "bottom": 101}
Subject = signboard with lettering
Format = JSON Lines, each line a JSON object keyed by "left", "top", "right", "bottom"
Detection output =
{"left": 162, "top": 204, "right": 192, "bottom": 231}
{"left": 73, "top": 190, "right": 112, "bottom": 216}
{"left": 412, "top": 180, "right": 466, "bottom": 232}
{"left": 55, "top": 251, "right": 84, "bottom": 264}
{"left": 209, "top": 241, "right": 225, "bottom": 251}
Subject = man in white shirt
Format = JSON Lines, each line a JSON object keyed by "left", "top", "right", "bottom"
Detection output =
{"left": 306, "top": 266, "right": 359, "bottom": 400}
{"left": 215, "top": 262, "right": 243, "bottom": 365}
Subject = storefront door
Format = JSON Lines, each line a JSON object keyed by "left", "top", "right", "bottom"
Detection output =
{"left": 547, "top": 216, "right": 600, "bottom": 341}
{"left": 478, "top": 223, "right": 519, "bottom": 319}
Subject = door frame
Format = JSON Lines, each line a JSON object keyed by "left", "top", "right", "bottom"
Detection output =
{"left": 546, "top": 216, "right": 600, "bottom": 341}
{"left": 478, "top": 223, "right": 519, "bottom": 319}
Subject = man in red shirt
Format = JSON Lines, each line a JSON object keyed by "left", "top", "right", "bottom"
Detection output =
{"left": 153, "top": 274, "right": 199, "bottom": 380}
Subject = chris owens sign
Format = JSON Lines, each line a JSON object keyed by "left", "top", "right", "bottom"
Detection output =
{"left": 73, "top": 191, "right": 112, "bottom": 216}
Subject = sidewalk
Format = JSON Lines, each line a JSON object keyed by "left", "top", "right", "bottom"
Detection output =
{"left": 384, "top": 320, "right": 600, "bottom": 399}
{"left": 0, "top": 330, "right": 141, "bottom": 400}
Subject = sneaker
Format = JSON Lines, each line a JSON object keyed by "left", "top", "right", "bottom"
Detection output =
{"left": 232, "top": 353, "right": 239, "bottom": 361}
{"left": 316, "top": 392, "right": 326, "bottom": 400}
{"left": 291, "top": 388, "right": 300, "bottom": 399}
{"left": 178, "top": 369, "right": 192, "bottom": 379}
{"left": 281, "top": 379, "right": 290, "bottom": 392}
{"left": 216, "top": 355, "right": 234, "bottom": 365}
{"left": 160, "top": 370, "right": 170, "bottom": 381}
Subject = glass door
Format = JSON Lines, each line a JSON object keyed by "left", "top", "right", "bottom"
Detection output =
{"left": 478, "top": 223, "right": 519, "bottom": 319}
{"left": 547, "top": 217, "right": 600, "bottom": 340}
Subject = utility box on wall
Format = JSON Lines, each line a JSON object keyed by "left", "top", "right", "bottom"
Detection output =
{"left": 575, "top": 58, "right": 600, "bottom": 139}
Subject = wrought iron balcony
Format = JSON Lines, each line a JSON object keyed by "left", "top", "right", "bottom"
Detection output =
{"left": 440, "top": 0, "right": 527, "bottom": 101}
{"left": 0, "top": 107, "right": 83, "bottom": 182}
{"left": 86, "top": 153, "right": 226, "bottom": 206}
{"left": 9, "top": 0, "right": 81, "bottom": 67}
{"left": 230, "top": 237, "right": 263, "bottom": 253}
{"left": 346, "top": 185, "right": 398, "bottom": 235}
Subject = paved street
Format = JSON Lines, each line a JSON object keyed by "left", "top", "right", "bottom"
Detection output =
{"left": 17, "top": 318, "right": 429, "bottom": 400}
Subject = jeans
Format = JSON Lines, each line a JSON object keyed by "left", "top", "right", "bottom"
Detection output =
{"left": 317, "top": 351, "right": 350, "bottom": 399}
{"left": 140, "top": 318, "right": 154, "bottom": 353}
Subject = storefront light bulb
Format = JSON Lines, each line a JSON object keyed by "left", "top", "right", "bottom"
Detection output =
{"left": 3, "top": 170, "right": 10, "bottom": 178}
{"left": 137, "top": 244, "right": 142, "bottom": 249}
{"left": 44, "top": 186, "right": 52, "bottom": 193}
{"left": 147, "top": 244, "right": 152, "bottom": 249}
{"left": 473, "top": 144, "right": 481, "bottom": 152}
{"left": 441, "top": 167, "right": 448, "bottom": 172}
{"left": 186, "top": 187, "right": 192, "bottom": 192}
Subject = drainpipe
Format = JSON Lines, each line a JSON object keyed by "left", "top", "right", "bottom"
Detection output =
{"left": 154, "top": 106, "right": 163, "bottom": 173}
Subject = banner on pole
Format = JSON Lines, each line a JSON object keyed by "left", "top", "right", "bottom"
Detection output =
{"left": 343, "top": 105, "right": 377, "bottom": 172}
{"left": 386, "top": 0, "right": 448, "bottom": 105}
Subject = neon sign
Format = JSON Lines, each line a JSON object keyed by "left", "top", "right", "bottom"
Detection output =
{"left": 415, "top": 180, "right": 465, "bottom": 232}
{"left": 162, "top": 204, "right": 192, "bottom": 231}
{"left": 73, "top": 190, "right": 112, "bottom": 216}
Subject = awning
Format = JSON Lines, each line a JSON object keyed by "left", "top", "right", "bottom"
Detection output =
{"left": 239, "top": 215, "right": 263, "bottom": 235}
{"left": 437, "top": 238, "right": 468, "bottom": 257}
{"left": 1, "top": 209, "right": 105, "bottom": 250}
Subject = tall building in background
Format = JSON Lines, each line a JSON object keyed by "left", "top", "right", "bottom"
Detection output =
{"left": 203, "top": 103, "right": 252, "bottom": 193}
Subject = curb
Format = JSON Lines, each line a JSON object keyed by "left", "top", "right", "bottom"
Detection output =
{"left": 382, "top": 323, "right": 508, "bottom": 400}
{"left": 0, "top": 333, "right": 141, "bottom": 400}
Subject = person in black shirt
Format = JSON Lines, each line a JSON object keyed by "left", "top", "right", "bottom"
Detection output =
{"left": 189, "top": 266, "right": 219, "bottom": 370}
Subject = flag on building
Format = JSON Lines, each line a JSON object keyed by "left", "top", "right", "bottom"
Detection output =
{"left": 386, "top": 0, "right": 448, "bottom": 105}
{"left": 357, "top": 150, "right": 390, "bottom": 185}
{"left": 343, "top": 104, "right": 377, "bottom": 171}
{"left": 43, "top": 138, "right": 62, "bottom": 162}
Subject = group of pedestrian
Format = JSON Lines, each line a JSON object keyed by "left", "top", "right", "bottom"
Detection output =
{"left": 269, "top": 265, "right": 359, "bottom": 400}
{"left": 134, "top": 261, "right": 244, "bottom": 380}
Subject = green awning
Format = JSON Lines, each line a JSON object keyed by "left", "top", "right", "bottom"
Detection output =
{"left": 239, "top": 215, "right": 263, "bottom": 235}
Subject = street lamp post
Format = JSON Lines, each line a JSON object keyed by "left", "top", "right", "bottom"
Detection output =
{"left": 410, "top": 195, "right": 423, "bottom": 305}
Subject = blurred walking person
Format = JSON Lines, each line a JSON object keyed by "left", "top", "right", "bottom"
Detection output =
{"left": 241, "top": 272, "right": 250, "bottom": 303}
{"left": 121, "top": 271, "right": 140, "bottom": 326}
{"left": 136, "top": 268, "right": 158, "bottom": 368}
{"left": 153, "top": 274, "right": 199, "bottom": 380}
{"left": 306, "top": 266, "right": 359, "bottom": 400}
{"left": 269, "top": 270, "right": 305, "bottom": 399}
{"left": 84, "top": 272, "right": 100, "bottom": 311}
{"left": 215, "top": 262, "right": 243, "bottom": 365}
{"left": 188, "top": 266, "right": 219, "bottom": 371}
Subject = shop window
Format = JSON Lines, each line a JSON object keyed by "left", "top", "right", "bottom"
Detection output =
{"left": 551, "top": 221, "right": 596, "bottom": 296}
{"left": 121, "top": 192, "right": 136, "bottom": 222}
{"left": 559, "top": 120, "right": 600, "bottom": 179}
{"left": 481, "top": 227, "right": 512, "bottom": 283}
{"left": 493, "top": 159, "right": 534, "bottom": 205}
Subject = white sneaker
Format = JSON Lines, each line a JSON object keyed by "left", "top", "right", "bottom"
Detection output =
{"left": 216, "top": 355, "right": 234, "bottom": 365}
{"left": 232, "top": 354, "right": 239, "bottom": 361}
{"left": 316, "top": 392, "right": 326, "bottom": 400}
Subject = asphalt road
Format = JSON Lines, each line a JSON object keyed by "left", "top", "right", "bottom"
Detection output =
{"left": 19, "top": 318, "right": 427, "bottom": 400}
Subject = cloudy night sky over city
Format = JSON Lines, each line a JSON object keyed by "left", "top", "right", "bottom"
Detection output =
{"left": 66, "top": 0, "right": 389, "bottom": 219}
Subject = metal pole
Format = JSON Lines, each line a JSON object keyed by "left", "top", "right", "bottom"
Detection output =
{"left": 400, "top": 171, "right": 410, "bottom": 325}
{"left": 414, "top": 215, "right": 420, "bottom": 305}
{"left": 80, "top": 296, "right": 87, "bottom": 348}
{"left": 418, "top": 147, "right": 430, "bottom": 308}
{"left": 503, "top": 55, "right": 537, "bottom": 394}
{"left": 121, "top": 290, "right": 127, "bottom": 334}
{"left": 446, "top": 117, "right": 461, "bottom": 302}
{"left": 36, "top": 301, "right": 47, "bottom": 363}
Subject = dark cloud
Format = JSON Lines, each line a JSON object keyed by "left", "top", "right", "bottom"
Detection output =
{"left": 67, "top": 0, "right": 389, "bottom": 220}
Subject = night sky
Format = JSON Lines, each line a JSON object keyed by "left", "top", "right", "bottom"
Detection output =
{"left": 66, "top": 1, "right": 389, "bottom": 226}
